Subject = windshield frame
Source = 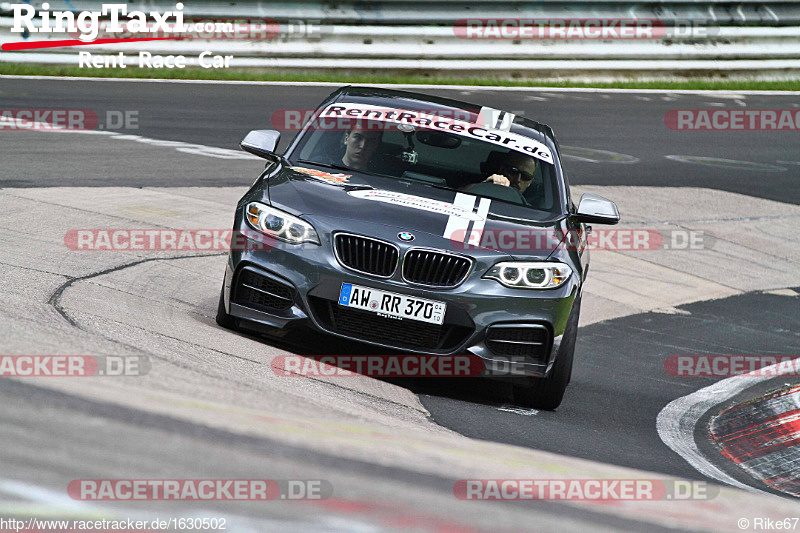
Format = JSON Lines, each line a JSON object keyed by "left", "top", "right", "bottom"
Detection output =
{"left": 281, "top": 97, "right": 570, "bottom": 218}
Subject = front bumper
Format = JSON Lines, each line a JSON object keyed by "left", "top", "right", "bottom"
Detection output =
{"left": 223, "top": 223, "right": 579, "bottom": 378}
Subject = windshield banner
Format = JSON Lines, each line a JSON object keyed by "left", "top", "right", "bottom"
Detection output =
{"left": 321, "top": 103, "right": 554, "bottom": 164}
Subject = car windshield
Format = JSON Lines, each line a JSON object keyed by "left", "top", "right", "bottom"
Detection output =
{"left": 290, "top": 118, "right": 562, "bottom": 214}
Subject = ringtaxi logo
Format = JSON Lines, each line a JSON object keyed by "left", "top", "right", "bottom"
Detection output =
{"left": 64, "top": 229, "right": 275, "bottom": 251}
{"left": 665, "top": 109, "right": 800, "bottom": 131}
{"left": 453, "top": 479, "right": 717, "bottom": 500}
{"left": 665, "top": 355, "right": 800, "bottom": 377}
{"left": 68, "top": 479, "right": 332, "bottom": 500}
{"left": 10, "top": 2, "right": 186, "bottom": 42}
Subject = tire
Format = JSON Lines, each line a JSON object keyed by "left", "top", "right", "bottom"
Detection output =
{"left": 215, "top": 281, "right": 237, "bottom": 330}
{"left": 512, "top": 292, "right": 581, "bottom": 410}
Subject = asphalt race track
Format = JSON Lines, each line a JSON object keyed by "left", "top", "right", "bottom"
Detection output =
{"left": 2, "top": 77, "right": 799, "bottom": 203}
{"left": 418, "top": 290, "right": 800, "bottom": 487}
{"left": 2, "top": 77, "right": 800, "bottom": 531}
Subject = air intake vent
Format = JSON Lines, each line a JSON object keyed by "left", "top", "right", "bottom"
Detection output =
{"left": 402, "top": 249, "right": 471, "bottom": 288}
{"left": 334, "top": 234, "right": 399, "bottom": 278}
{"left": 233, "top": 268, "right": 294, "bottom": 312}
{"left": 486, "top": 325, "right": 551, "bottom": 361}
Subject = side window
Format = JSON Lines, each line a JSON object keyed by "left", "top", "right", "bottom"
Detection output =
{"left": 297, "top": 129, "right": 340, "bottom": 162}
{"left": 523, "top": 161, "right": 556, "bottom": 211}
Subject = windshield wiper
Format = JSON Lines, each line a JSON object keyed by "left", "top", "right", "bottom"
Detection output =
{"left": 296, "top": 160, "right": 353, "bottom": 172}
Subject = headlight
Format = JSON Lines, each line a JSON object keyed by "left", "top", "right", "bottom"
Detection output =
{"left": 484, "top": 262, "right": 572, "bottom": 289}
{"left": 245, "top": 202, "right": 320, "bottom": 245}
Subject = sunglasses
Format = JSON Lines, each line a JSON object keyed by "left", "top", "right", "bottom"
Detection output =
{"left": 498, "top": 164, "right": 535, "bottom": 182}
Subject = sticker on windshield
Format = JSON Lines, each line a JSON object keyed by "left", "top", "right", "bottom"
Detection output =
{"left": 348, "top": 189, "right": 486, "bottom": 221}
{"left": 291, "top": 166, "right": 351, "bottom": 185}
{"left": 321, "top": 103, "right": 554, "bottom": 164}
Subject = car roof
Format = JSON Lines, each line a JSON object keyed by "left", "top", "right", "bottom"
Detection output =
{"left": 320, "top": 86, "right": 558, "bottom": 149}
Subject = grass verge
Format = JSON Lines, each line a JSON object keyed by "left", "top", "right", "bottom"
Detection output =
{"left": 1, "top": 63, "right": 799, "bottom": 91}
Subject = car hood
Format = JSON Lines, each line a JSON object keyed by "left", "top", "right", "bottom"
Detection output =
{"left": 266, "top": 164, "right": 566, "bottom": 258}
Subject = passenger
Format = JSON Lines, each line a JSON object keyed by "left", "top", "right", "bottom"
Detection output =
{"left": 341, "top": 125, "right": 383, "bottom": 171}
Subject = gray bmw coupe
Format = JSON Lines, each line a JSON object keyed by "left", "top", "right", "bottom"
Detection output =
{"left": 217, "top": 86, "right": 619, "bottom": 409}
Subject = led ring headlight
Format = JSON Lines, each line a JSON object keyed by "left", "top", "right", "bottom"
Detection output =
{"left": 499, "top": 265, "right": 522, "bottom": 284}
{"left": 485, "top": 262, "right": 572, "bottom": 289}
{"left": 245, "top": 202, "right": 320, "bottom": 245}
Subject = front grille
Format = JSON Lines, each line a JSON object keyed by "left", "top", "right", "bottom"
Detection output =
{"left": 233, "top": 268, "right": 294, "bottom": 312}
{"left": 333, "top": 306, "right": 441, "bottom": 349}
{"left": 334, "top": 234, "right": 398, "bottom": 278}
{"left": 309, "top": 297, "right": 473, "bottom": 351}
{"left": 486, "top": 325, "right": 551, "bottom": 360}
{"left": 402, "top": 249, "right": 472, "bottom": 287}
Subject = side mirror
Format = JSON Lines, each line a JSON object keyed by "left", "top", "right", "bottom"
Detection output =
{"left": 240, "top": 130, "right": 281, "bottom": 161}
{"left": 574, "top": 193, "right": 620, "bottom": 225}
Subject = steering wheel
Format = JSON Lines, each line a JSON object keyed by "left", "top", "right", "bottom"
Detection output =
{"left": 467, "top": 182, "right": 528, "bottom": 204}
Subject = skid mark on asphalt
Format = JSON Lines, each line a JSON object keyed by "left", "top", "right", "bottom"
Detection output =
{"left": 48, "top": 253, "right": 225, "bottom": 328}
{"left": 0, "top": 260, "right": 70, "bottom": 280}
{"left": 48, "top": 255, "right": 435, "bottom": 418}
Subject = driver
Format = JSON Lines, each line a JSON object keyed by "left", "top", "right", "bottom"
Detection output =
{"left": 342, "top": 123, "right": 383, "bottom": 170}
{"left": 464, "top": 150, "right": 537, "bottom": 194}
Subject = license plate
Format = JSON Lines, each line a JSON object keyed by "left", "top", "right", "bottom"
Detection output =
{"left": 338, "top": 283, "right": 446, "bottom": 325}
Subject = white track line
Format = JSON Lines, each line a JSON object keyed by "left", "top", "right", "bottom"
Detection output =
{"left": 0, "top": 116, "right": 261, "bottom": 160}
{"left": 2, "top": 74, "right": 800, "bottom": 95}
{"left": 656, "top": 356, "right": 800, "bottom": 496}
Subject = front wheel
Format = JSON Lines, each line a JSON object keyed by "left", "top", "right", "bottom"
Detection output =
{"left": 215, "top": 281, "right": 237, "bottom": 330}
{"left": 512, "top": 293, "right": 580, "bottom": 410}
